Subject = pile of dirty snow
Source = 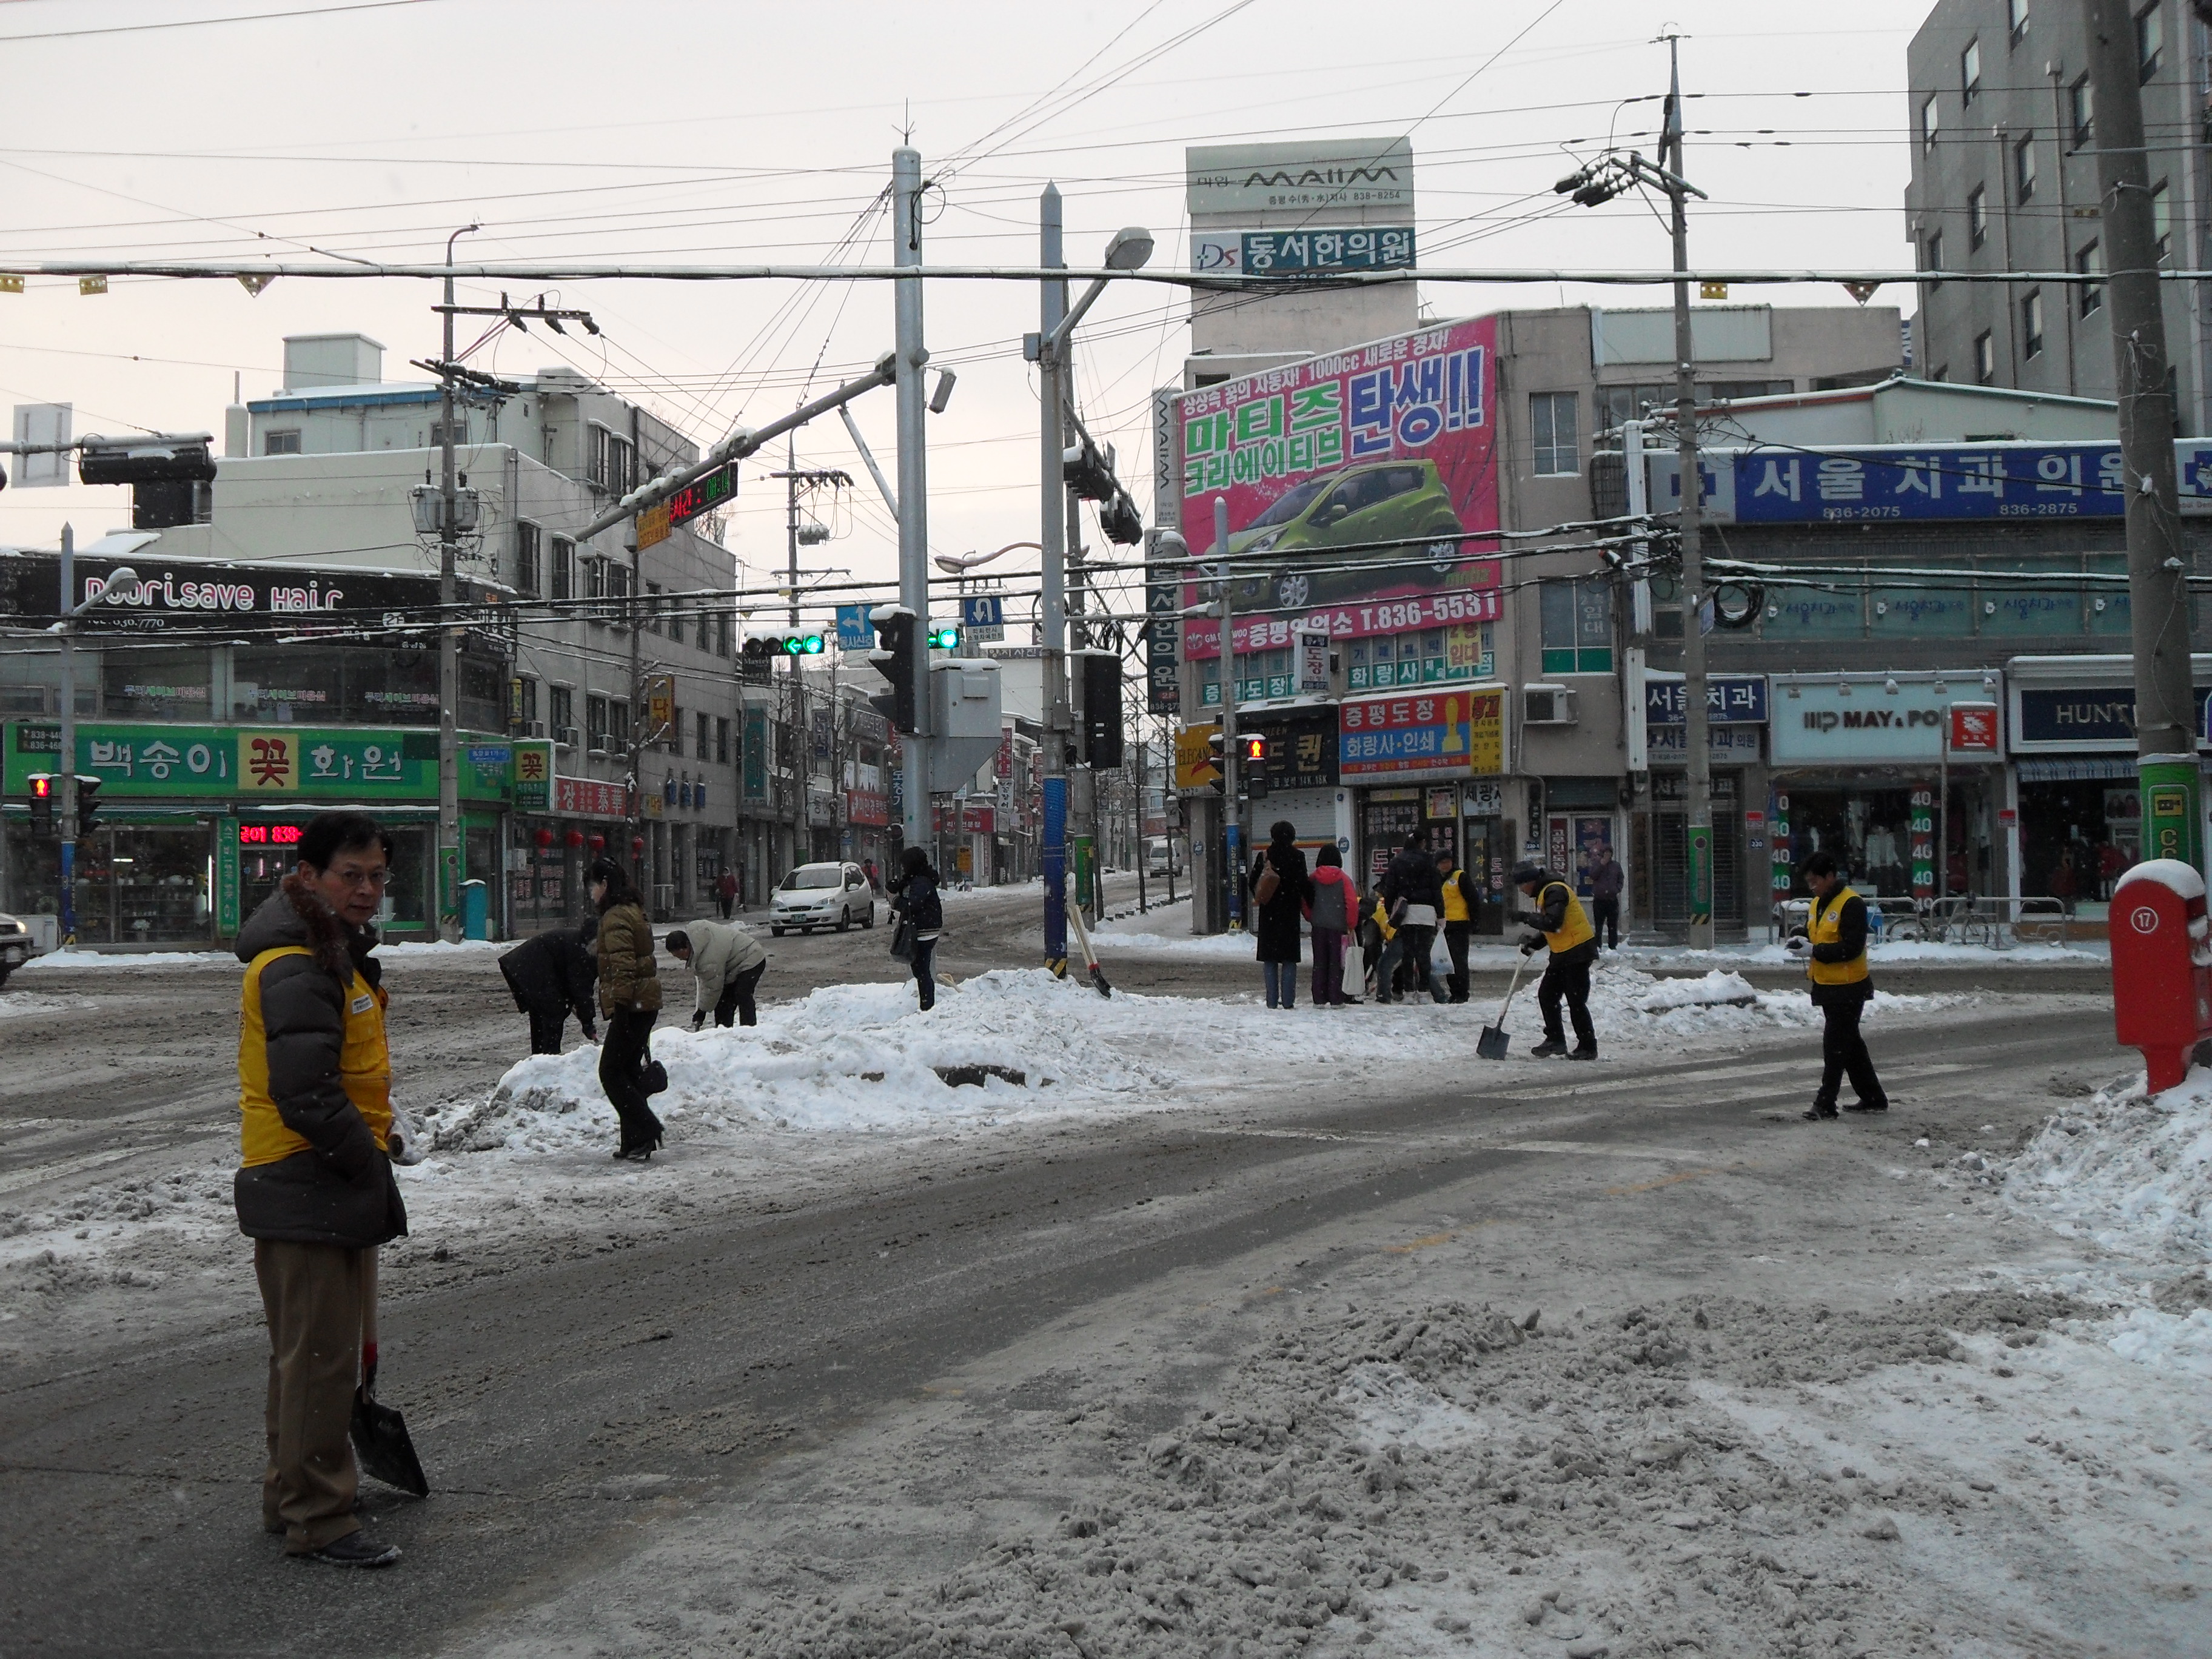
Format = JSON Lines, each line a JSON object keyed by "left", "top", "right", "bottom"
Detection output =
{"left": 1635, "top": 969, "right": 1758, "bottom": 1013}
{"left": 2003, "top": 1068, "right": 2212, "bottom": 1263}
{"left": 426, "top": 970, "right": 1177, "bottom": 1152}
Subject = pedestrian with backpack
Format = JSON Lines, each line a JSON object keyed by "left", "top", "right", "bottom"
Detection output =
{"left": 1250, "top": 820, "right": 1310, "bottom": 1009}
{"left": 1305, "top": 843, "right": 1356, "bottom": 1007}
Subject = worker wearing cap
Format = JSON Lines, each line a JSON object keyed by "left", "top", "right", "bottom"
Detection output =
{"left": 1784, "top": 850, "right": 1889, "bottom": 1120}
{"left": 1513, "top": 862, "right": 1599, "bottom": 1060}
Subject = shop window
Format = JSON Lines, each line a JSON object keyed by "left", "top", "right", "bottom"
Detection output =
{"left": 459, "top": 655, "right": 504, "bottom": 733}
{"left": 515, "top": 521, "right": 541, "bottom": 596}
{"left": 1346, "top": 624, "right": 1492, "bottom": 690}
{"left": 1869, "top": 581, "right": 1974, "bottom": 638}
{"left": 101, "top": 647, "right": 212, "bottom": 720}
{"left": 1979, "top": 557, "right": 2083, "bottom": 635}
{"left": 231, "top": 646, "right": 339, "bottom": 722}
{"left": 346, "top": 648, "right": 439, "bottom": 722}
{"left": 2086, "top": 554, "right": 2132, "bottom": 635}
{"left": 1760, "top": 572, "right": 1865, "bottom": 638}
{"left": 1539, "top": 580, "right": 1613, "bottom": 674}
{"left": 1530, "top": 392, "right": 1578, "bottom": 475}
{"left": 2020, "top": 776, "right": 2139, "bottom": 911}
{"left": 1199, "top": 646, "right": 1296, "bottom": 706}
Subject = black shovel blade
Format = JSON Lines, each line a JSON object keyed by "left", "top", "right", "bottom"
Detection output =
{"left": 351, "top": 1388, "right": 429, "bottom": 1497}
{"left": 1088, "top": 967, "right": 1113, "bottom": 998}
{"left": 1476, "top": 1025, "right": 1511, "bottom": 1061}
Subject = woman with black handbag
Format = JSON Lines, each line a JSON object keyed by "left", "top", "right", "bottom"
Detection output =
{"left": 888, "top": 846, "right": 943, "bottom": 1012}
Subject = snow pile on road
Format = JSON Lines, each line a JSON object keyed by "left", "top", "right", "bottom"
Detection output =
{"left": 2003, "top": 1068, "right": 2212, "bottom": 1263}
{"left": 19, "top": 947, "right": 239, "bottom": 971}
{"left": 735, "top": 1289, "right": 2110, "bottom": 1659}
{"left": 1635, "top": 969, "right": 1758, "bottom": 1013}
{"left": 427, "top": 970, "right": 1178, "bottom": 1151}
{"left": 0, "top": 991, "right": 93, "bottom": 1017}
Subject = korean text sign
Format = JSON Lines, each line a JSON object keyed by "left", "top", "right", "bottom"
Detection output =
{"left": 1178, "top": 317, "right": 1501, "bottom": 655}
{"left": 1653, "top": 440, "right": 2212, "bottom": 525}
{"left": 1338, "top": 687, "right": 1504, "bottom": 780}
{"left": 4, "top": 720, "right": 503, "bottom": 800}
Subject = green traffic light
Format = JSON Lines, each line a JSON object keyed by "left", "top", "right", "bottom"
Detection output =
{"left": 927, "top": 626, "right": 960, "bottom": 649}
{"left": 802, "top": 633, "right": 825, "bottom": 654}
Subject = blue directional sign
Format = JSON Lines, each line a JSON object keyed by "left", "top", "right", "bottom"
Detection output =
{"left": 834, "top": 604, "right": 874, "bottom": 651}
{"left": 960, "top": 595, "right": 1005, "bottom": 642}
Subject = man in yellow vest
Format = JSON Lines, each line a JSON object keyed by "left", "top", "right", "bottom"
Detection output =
{"left": 1785, "top": 850, "right": 1889, "bottom": 1120}
{"left": 1513, "top": 861, "right": 1599, "bottom": 1059}
{"left": 234, "top": 811, "right": 408, "bottom": 1567}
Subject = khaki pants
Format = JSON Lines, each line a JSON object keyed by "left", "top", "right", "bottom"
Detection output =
{"left": 255, "top": 1238, "right": 364, "bottom": 1553}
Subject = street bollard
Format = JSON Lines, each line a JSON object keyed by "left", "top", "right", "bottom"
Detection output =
{"left": 2109, "top": 859, "right": 2212, "bottom": 1093}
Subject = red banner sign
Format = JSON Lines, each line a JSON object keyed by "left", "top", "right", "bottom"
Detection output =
{"left": 553, "top": 775, "right": 629, "bottom": 819}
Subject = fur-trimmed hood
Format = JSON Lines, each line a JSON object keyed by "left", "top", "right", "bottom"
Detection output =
{"left": 234, "top": 870, "right": 378, "bottom": 981}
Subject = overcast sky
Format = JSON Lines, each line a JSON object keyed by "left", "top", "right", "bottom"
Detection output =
{"left": 0, "top": 0, "right": 1934, "bottom": 597}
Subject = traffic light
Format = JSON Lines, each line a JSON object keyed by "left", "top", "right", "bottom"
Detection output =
{"left": 869, "top": 606, "right": 918, "bottom": 734}
{"left": 768, "top": 631, "right": 825, "bottom": 657}
{"left": 77, "top": 435, "right": 217, "bottom": 486}
{"left": 739, "top": 636, "right": 776, "bottom": 685}
{"left": 27, "top": 773, "right": 53, "bottom": 837}
{"left": 925, "top": 624, "right": 961, "bottom": 651}
{"left": 1240, "top": 732, "right": 1269, "bottom": 799}
{"left": 1081, "top": 652, "right": 1124, "bottom": 768}
{"left": 74, "top": 776, "right": 101, "bottom": 831}
{"left": 1203, "top": 727, "right": 1226, "bottom": 794}
{"left": 1063, "top": 433, "right": 1146, "bottom": 546}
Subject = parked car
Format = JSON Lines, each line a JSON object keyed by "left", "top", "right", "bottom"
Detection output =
{"left": 769, "top": 862, "right": 876, "bottom": 935}
{"left": 1216, "top": 458, "right": 1469, "bottom": 611}
{"left": 0, "top": 913, "right": 35, "bottom": 988}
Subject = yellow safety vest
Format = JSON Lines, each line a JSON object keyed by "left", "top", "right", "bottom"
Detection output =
{"left": 1441, "top": 871, "right": 1472, "bottom": 924}
{"left": 1807, "top": 885, "right": 1870, "bottom": 987}
{"left": 1538, "top": 881, "right": 1595, "bottom": 953}
{"left": 238, "top": 945, "right": 392, "bottom": 1167}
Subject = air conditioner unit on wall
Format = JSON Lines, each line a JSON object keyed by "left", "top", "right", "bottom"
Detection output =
{"left": 1522, "top": 685, "right": 1579, "bottom": 725}
{"left": 557, "top": 726, "right": 580, "bottom": 749}
{"left": 529, "top": 720, "right": 547, "bottom": 739}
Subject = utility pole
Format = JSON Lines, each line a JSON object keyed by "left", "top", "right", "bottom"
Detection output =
{"left": 56, "top": 523, "right": 78, "bottom": 944}
{"left": 1037, "top": 183, "right": 1071, "bottom": 969}
{"left": 785, "top": 436, "right": 808, "bottom": 868}
{"left": 892, "top": 146, "right": 934, "bottom": 863}
{"left": 2084, "top": 0, "right": 2201, "bottom": 871}
{"left": 435, "top": 224, "right": 476, "bottom": 940}
{"left": 1661, "top": 36, "right": 1714, "bottom": 948}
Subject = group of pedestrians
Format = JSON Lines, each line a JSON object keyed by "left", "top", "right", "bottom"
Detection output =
{"left": 1246, "top": 825, "right": 1603, "bottom": 1058}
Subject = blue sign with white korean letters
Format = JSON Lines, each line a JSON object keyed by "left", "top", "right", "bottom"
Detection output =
{"left": 1651, "top": 441, "right": 2212, "bottom": 523}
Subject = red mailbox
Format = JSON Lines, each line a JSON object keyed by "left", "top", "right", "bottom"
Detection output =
{"left": 2110, "top": 859, "right": 2212, "bottom": 1091}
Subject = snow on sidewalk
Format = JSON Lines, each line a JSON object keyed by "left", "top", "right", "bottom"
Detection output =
{"left": 2003, "top": 1067, "right": 2212, "bottom": 1264}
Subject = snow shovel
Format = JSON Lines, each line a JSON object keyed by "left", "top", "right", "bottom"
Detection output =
{"left": 350, "top": 1249, "right": 429, "bottom": 1498}
{"left": 1065, "top": 901, "right": 1113, "bottom": 998}
{"left": 1477, "top": 951, "right": 1535, "bottom": 1061}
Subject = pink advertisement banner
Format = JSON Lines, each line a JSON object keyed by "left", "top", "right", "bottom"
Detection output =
{"left": 1177, "top": 316, "right": 1501, "bottom": 659}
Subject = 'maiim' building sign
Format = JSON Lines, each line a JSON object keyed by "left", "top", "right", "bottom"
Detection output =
{"left": 1187, "top": 138, "right": 1414, "bottom": 216}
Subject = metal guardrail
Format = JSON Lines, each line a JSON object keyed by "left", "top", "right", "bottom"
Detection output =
{"left": 1771, "top": 893, "right": 2072, "bottom": 949}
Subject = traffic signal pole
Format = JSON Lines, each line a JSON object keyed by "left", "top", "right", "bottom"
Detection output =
{"left": 57, "top": 523, "right": 78, "bottom": 945}
{"left": 892, "top": 147, "right": 935, "bottom": 859}
{"left": 1037, "top": 183, "right": 1070, "bottom": 969}
{"left": 1213, "top": 495, "right": 1242, "bottom": 931}
{"left": 436, "top": 225, "right": 474, "bottom": 942}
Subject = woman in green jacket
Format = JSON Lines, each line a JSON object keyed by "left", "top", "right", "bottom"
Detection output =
{"left": 588, "top": 857, "right": 664, "bottom": 1160}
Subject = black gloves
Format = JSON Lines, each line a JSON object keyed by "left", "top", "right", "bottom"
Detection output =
{"left": 690, "top": 1011, "right": 706, "bottom": 1031}
{"left": 1518, "top": 930, "right": 1544, "bottom": 956}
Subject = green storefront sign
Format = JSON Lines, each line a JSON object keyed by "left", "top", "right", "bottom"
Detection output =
{"left": 7, "top": 722, "right": 510, "bottom": 803}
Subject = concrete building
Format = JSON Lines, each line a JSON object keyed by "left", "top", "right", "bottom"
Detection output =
{"left": 1903, "top": 0, "right": 2212, "bottom": 426}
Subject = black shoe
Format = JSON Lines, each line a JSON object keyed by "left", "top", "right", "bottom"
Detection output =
{"left": 1842, "top": 1099, "right": 1889, "bottom": 1113}
{"left": 298, "top": 1532, "right": 400, "bottom": 1569}
{"left": 1530, "top": 1038, "right": 1568, "bottom": 1058}
{"left": 1802, "top": 1105, "right": 1840, "bottom": 1121}
{"left": 1567, "top": 1045, "right": 1598, "bottom": 1062}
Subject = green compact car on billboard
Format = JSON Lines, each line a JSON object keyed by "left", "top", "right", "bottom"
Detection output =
{"left": 1219, "top": 459, "right": 1466, "bottom": 612}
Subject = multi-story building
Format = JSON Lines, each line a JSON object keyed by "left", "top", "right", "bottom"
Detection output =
{"left": 1165, "top": 292, "right": 1906, "bottom": 937}
{"left": 0, "top": 331, "right": 817, "bottom": 943}
{"left": 1904, "top": 0, "right": 2211, "bottom": 423}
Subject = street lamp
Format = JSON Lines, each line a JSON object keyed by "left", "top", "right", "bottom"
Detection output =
{"left": 44, "top": 534, "right": 137, "bottom": 944}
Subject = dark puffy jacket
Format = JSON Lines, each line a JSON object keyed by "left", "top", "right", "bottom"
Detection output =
{"left": 596, "top": 901, "right": 661, "bottom": 1016}
{"left": 500, "top": 919, "right": 598, "bottom": 1030}
{"left": 232, "top": 878, "right": 406, "bottom": 1250}
{"left": 1380, "top": 848, "right": 1445, "bottom": 915}
{"left": 890, "top": 870, "right": 943, "bottom": 936}
{"left": 1249, "top": 842, "right": 1310, "bottom": 964}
